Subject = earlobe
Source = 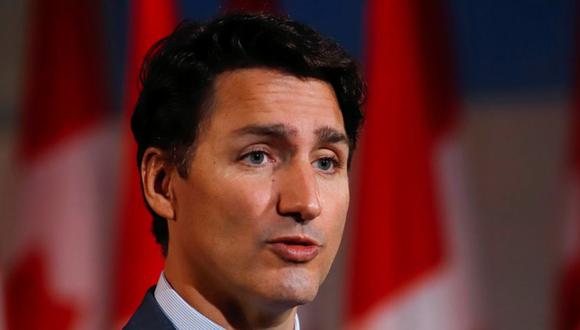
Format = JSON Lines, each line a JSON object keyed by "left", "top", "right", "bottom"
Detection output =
{"left": 141, "top": 148, "right": 176, "bottom": 221}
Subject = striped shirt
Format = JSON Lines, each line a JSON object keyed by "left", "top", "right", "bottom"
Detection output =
{"left": 154, "top": 273, "right": 301, "bottom": 330}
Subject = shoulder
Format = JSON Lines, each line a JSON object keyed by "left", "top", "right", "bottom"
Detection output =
{"left": 123, "top": 286, "right": 176, "bottom": 330}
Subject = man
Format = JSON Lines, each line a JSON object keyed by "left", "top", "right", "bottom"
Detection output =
{"left": 125, "top": 13, "right": 365, "bottom": 330}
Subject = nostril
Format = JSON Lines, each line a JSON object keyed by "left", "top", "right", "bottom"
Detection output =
{"left": 290, "top": 213, "right": 306, "bottom": 223}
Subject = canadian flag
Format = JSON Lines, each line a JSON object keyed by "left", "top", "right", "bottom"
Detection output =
{"left": 2, "top": 0, "right": 115, "bottom": 329}
{"left": 347, "top": 0, "right": 480, "bottom": 329}
{"left": 111, "top": 0, "right": 177, "bottom": 327}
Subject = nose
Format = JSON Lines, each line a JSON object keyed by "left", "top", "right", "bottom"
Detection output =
{"left": 276, "top": 162, "right": 322, "bottom": 222}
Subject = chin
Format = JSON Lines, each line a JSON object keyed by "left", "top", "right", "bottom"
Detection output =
{"left": 259, "top": 268, "right": 321, "bottom": 307}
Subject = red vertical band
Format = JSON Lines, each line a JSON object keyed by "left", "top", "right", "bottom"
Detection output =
{"left": 112, "top": 0, "right": 178, "bottom": 325}
{"left": 18, "top": 0, "right": 107, "bottom": 162}
{"left": 347, "top": 0, "right": 453, "bottom": 322}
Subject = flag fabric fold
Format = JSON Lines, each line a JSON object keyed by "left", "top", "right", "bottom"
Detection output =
{"left": 347, "top": 0, "right": 479, "bottom": 328}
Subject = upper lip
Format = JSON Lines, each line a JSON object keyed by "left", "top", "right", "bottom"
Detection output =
{"left": 266, "top": 235, "right": 322, "bottom": 246}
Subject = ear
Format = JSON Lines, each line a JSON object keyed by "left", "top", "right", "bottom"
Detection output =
{"left": 141, "top": 147, "right": 176, "bottom": 221}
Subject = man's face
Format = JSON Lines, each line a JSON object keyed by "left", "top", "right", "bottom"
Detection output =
{"left": 168, "top": 68, "right": 349, "bottom": 308}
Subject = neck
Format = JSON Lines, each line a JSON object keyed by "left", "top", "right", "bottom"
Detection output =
{"left": 163, "top": 261, "right": 297, "bottom": 330}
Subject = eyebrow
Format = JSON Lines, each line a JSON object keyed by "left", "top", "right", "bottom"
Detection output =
{"left": 233, "top": 123, "right": 347, "bottom": 145}
{"left": 233, "top": 124, "right": 297, "bottom": 139}
{"left": 314, "top": 126, "right": 348, "bottom": 145}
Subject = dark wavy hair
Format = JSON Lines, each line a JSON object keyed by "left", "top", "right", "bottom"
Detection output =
{"left": 132, "top": 13, "right": 365, "bottom": 256}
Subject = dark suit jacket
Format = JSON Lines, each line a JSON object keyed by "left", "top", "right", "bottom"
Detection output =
{"left": 123, "top": 286, "right": 176, "bottom": 330}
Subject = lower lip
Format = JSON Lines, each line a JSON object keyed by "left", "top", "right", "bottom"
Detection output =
{"left": 268, "top": 243, "right": 320, "bottom": 263}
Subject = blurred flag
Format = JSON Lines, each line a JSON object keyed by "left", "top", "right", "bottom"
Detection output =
{"left": 111, "top": 0, "right": 177, "bottom": 327}
{"left": 557, "top": 16, "right": 580, "bottom": 328}
{"left": 347, "top": 0, "right": 480, "bottom": 329}
{"left": 2, "top": 0, "right": 113, "bottom": 329}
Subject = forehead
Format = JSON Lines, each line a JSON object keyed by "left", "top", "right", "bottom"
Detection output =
{"left": 204, "top": 68, "right": 345, "bottom": 135}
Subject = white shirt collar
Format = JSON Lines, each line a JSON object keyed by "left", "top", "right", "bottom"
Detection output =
{"left": 154, "top": 272, "right": 300, "bottom": 330}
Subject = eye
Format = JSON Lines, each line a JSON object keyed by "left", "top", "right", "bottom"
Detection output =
{"left": 242, "top": 150, "right": 269, "bottom": 166}
{"left": 314, "top": 157, "right": 338, "bottom": 172}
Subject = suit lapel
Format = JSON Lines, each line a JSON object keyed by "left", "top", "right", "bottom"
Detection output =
{"left": 123, "top": 286, "right": 176, "bottom": 330}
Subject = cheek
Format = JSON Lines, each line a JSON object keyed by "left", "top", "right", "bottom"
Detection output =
{"left": 172, "top": 174, "right": 277, "bottom": 280}
{"left": 320, "top": 178, "right": 350, "bottom": 252}
{"left": 219, "top": 174, "right": 275, "bottom": 222}
{"left": 322, "top": 175, "right": 349, "bottom": 216}
{"left": 177, "top": 173, "right": 275, "bottom": 248}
